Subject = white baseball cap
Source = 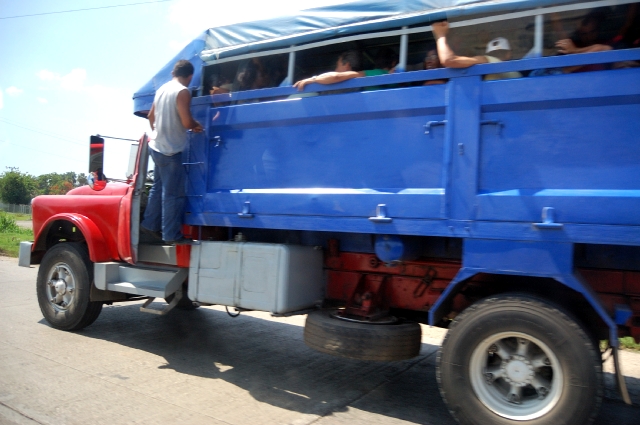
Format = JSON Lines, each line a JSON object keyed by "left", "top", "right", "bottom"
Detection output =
{"left": 486, "top": 37, "right": 511, "bottom": 53}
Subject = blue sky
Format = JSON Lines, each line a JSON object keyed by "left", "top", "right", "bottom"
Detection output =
{"left": 0, "top": 0, "right": 348, "bottom": 179}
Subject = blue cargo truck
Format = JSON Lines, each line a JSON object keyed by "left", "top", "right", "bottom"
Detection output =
{"left": 21, "top": 1, "right": 640, "bottom": 424}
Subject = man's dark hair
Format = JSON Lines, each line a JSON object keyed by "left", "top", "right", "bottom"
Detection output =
{"left": 173, "top": 60, "right": 195, "bottom": 78}
{"left": 571, "top": 7, "right": 608, "bottom": 47}
{"left": 338, "top": 50, "right": 363, "bottom": 71}
{"left": 373, "top": 47, "right": 399, "bottom": 70}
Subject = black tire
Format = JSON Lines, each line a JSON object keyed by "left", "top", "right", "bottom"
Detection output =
{"left": 37, "top": 243, "right": 103, "bottom": 331}
{"left": 437, "top": 294, "right": 602, "bottom": 425}
{"left": 304, "top": 310, "right": 422, "bottom": 361}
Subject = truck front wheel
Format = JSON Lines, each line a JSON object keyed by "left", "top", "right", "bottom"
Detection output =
{"left": 37, "top": 242, "right": 103, "bottom": 331}
{"left": 437, "top": 294, "right": 602, "bottom": 425}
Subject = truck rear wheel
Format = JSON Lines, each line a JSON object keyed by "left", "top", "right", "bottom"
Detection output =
{"left": 437, "top": 294, "right": 602, "bottom": 425}
{"left": 304, "top": 309, "right": 421, "bottom": 361}
{"left": 37, "top": 243, "right": 103, "bottom": 331}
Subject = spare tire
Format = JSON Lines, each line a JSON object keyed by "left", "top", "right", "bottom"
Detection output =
{"left": 304, "top": 310, "right": 422, "bottom": 361}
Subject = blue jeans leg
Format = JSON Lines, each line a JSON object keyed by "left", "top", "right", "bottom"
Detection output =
{"left": 141, "top": 157, "right": 163, "bottom": 234}
{"left": 141, "top": 149, "right": 185, "bottom": 241}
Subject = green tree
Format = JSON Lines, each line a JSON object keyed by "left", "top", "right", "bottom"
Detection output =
{"left": 77, "top": 173, "right": 88, "bottom": 187}
{"left": 35, "top": 172, "right": 87, "bottom": 195}
{"left": 0, "top": 170, "right": 36, "bottom": 204}
{"left": 37, "top": 173, "right": 66, "bottom": 195}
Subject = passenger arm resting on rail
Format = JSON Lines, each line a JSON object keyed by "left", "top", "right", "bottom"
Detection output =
{"left": 431, "top": 21, "right": 488, "bottom": 68}
{"left": 555, "top": 39, "right": 613, "bottom": 54}
{"left": 555, "top": 39, "right": 613, "bottom": 73}
{"left": 294, "top": 71, "right": 364, "bottom": 91}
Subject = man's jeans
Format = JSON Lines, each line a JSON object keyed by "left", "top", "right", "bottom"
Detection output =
{"left": 141, "top": 149, "right": 185, "bottom": 242}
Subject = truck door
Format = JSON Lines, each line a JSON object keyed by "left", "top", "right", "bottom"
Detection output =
{"left": 117, "top": 134, "right": 149, "bottom": 264}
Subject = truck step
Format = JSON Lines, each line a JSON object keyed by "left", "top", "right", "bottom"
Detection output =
{"left": 94, "top": 262, "right": 188, "bottom": 298}
{"left": 139, "top": 290, "right": 184, "bottom": 315}
{"left": 137, "top": 244, "right": 181, "bottom": 266}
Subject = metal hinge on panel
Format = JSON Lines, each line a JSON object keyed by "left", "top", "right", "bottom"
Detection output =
{"left": 533, "top": 207, "right": 563, "bottom": 229}
{"left": 238, "top": 201, "right": 254, "bottom": 218}
{"left": 423, "top": 120, "right": 447, "bottom": 135}
{"left": 369, "top": 204, "right": 392, "bottom": 223}
{"left": 480, "top": 119, "right": 504, "bottom": 136}
{"left": 213, "top": 136, "right": 223, "bottom": 147}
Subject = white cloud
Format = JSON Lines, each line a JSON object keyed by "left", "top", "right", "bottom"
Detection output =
{"left": 60, "top": 68, "right": 87, "bottom": 91}
{"left": 30, "top": 68, "right": 132, "bottom": 155}
{"left": 37, "top": 69, "right": 56, "bottom": 81}
{"left": 35, "top": 68, "right": 124, "bottom": 103}
{"left": 6, "top": 86, "right": 23, "bottom": 96}
{"left": 38, "top": 68, "right": 87, "bottom": 91}
{"left": 0, "top": 89, "right": 3, "bottom": 109}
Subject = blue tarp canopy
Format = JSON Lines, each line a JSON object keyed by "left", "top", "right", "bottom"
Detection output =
{"left": 133, "top": 0, "right": 578, "bottom": 115}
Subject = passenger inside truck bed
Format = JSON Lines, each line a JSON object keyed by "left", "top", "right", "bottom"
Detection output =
{"left": 293, "top": 47, "right": 398, "bottom": 91}
{"left": 422, "top": 44, "right": 447, "bottom": 85}
{"left": 431, "top": 21, "right": 522, "bottom": 80}
{"left": 554, "top": 8, "right": 611, "bottom": 73}
{"left": 209, "top": 75, "right": 233, "bottom": 95}
{"left": 210, "top": 56, "right": 287, "bottom": 96}
{"left": 555, "top": 5, "right": 640, "bottom": 71}
{"left": 403, "top": 43, "right": 447, "bottom": 85}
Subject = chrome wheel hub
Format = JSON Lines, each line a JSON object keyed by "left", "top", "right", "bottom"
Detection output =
{"left": 54, "top": 280, "right": 67, "bottom": 295}
{"left": 470, "top": 332, "right": 563, "bottom": 420}
{"left": 502, "top": 355, "right": 534, "bottom": 387}
{"left": 46, "top": 263, "right": 76, "bottom": 311}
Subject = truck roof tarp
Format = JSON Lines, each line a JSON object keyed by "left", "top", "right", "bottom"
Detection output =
{"left": 133, "top": 0, "right": 578, "bottom": 116}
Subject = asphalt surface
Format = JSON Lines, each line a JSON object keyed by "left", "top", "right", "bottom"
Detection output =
{"left": 14, "top": 221, "right": 31, "bottom": 230}
{"left": 1, "top": 255, "right": 639, "bottom": 425}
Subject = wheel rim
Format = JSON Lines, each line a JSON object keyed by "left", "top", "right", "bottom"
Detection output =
{"left": 469, "top": 331, "right": 564, "bottom": 421}
{"left": 45, "top": 262, "right": 77, "bottom": 312}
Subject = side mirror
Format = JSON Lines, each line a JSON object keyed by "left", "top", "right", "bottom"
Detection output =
{"left": 87, "top": 171, "right": 107, "bottom": 191}
{"left": 88, "top": 135, "right": 107, "bottom": 190}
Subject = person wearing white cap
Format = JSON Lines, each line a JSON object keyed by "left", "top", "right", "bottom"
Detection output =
{"left": 431, "top": 21, "right": 522, "bottom": 80}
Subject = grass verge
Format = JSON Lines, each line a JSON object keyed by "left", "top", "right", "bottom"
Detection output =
{"left": 601, "top": 338, "right": 640, "bottom": 353}
{"left": 7, "top": 212, "right": 31, "bottom": 221}
{"left": 0, "top": 212, "right": 33, "bottom": 257}
{"left": 619, "top": 337, "right": 640, "bottom": 352}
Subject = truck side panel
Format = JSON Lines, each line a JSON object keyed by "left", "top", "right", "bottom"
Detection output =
{"left": 186, "top": 67, "right": 640, "bottom": 244}
{"left": 186, "top": 85, "right": 448, "bottom": 222}
{"left": 476, "top": 69, "right": 640, "bottom": 226}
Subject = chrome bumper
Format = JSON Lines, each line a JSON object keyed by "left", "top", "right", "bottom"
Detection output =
{"left": 18, "top": 241, "right": 33, "bottom": 268}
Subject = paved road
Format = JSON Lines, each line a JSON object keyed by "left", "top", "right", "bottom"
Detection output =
{"left": 1, "top": 255, "right": 638, "bottom": 425}
{"left": 15, "top": 221, "right": 31, "bottom": 230}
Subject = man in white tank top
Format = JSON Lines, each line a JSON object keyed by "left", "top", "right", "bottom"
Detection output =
{"left": 431, "top": 21, "right": 522, "bottom": 81}
{"left": 141, "top": 60, "right": 203, "bottom": 244}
